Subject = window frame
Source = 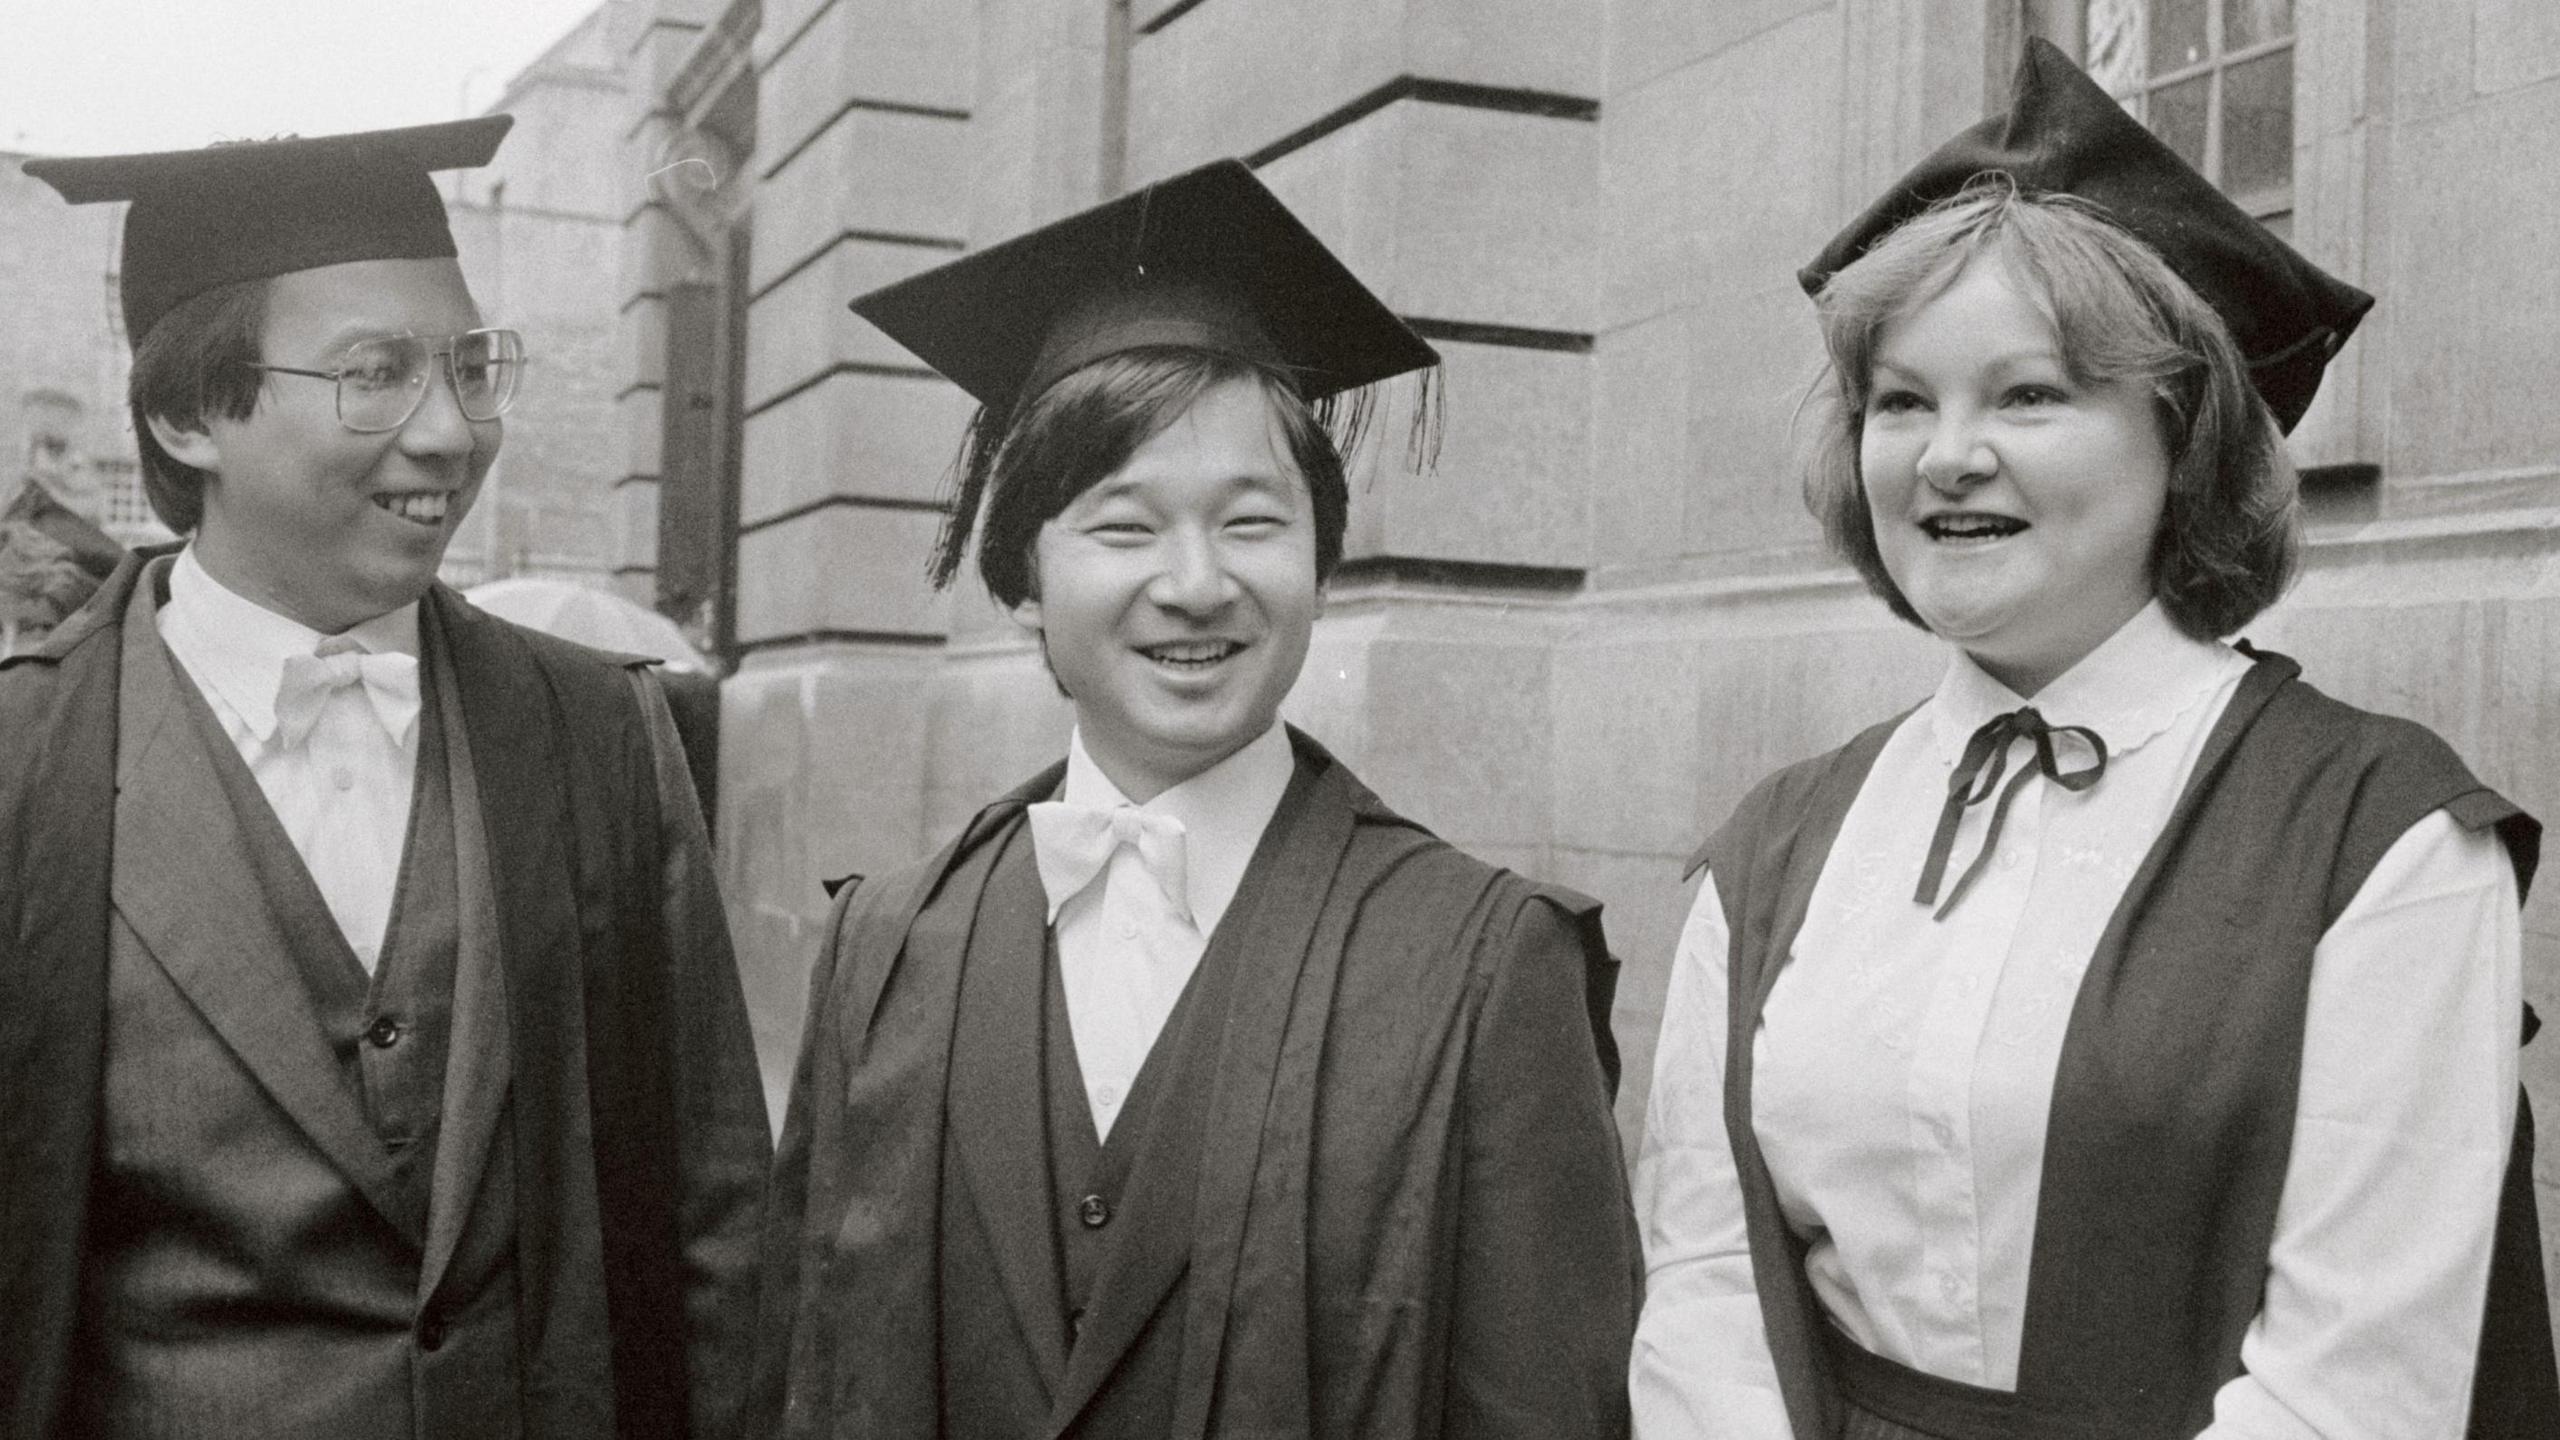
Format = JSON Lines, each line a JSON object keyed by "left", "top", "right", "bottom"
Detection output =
{"left": 2020, "top": 0, "right": 2298, "bottom": 227}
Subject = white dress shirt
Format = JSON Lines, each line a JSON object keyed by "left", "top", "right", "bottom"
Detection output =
{"left": 1038, "top": 722, "right": 1294, "bottom": 1140}
{"left": 156, "top": 547, "right": 424, "bottom": 972}
{"left": 1631, "top": 603, "right": 2521, "bottom": 1439}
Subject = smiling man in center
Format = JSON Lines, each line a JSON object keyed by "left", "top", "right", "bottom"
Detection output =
{"left": 757, "top": 161, "right": 1640, "bottom": 1440}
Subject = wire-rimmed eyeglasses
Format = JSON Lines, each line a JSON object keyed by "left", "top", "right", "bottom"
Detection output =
{"left": 240, "top": 328, "right": 526, "bottom": 433}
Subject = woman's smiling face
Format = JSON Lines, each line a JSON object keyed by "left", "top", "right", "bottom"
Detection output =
{"left": 1860, "top": 257, "right": 2174, "bottom": 696}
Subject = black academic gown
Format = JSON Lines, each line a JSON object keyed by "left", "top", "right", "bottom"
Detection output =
{"left": 0, "top": 549, "right": 770, "bottom": 1440}
{"left": 759, "top": 728, "right": 1640, "bottom": 1440}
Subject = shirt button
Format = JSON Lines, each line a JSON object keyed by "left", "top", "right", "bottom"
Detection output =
{"left": 1939, "top": 1271, "right": 1963, "bottom": 1301}
{"left": 1078, "top": 1194, "right": 1112, "bottom": 1229}
{"left": 1118, "top": 920, "right": 1140, "bottom": 940}
{"left": 332, "top": 765, "right": 355, "bottom": 791}
{"left": 1096, "top": 1083, "right": 1122, "bottom": 1107}
{"left": 366, "top": 1015, "right": 404, "bottom": 1048}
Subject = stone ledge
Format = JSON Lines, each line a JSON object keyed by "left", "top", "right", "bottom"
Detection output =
{"left": 738, "top": 367, "right": 973, "bottom": 521}
{"left": 1340, "top": 340, "right": 1594, "bottom": 568}
{"left": 1128, "top": 0, "right": 1602, "bottom": 182}
{"left": 758, "top": 5, "right": 975, "bottom": 191}
{"left": 1246, "top": 76, "right": 1599, "bottom": 170}
{"left": 749, "top": 107, "right": 971, "bottom": 293}
{"left": 1256, "top": 97, "right": 1599, "bottom": 336}
{"left": 744, "top": 235, "right": 964, "bottom": 408}
{"left": 734, "top": 502, "right": 949, "bottom": 642}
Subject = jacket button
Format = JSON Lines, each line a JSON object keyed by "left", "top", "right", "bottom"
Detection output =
{"left": 365, "top": 1015, "right": 403, "bottom": 1048}
{"left": 416, "top": 1311, "right": 447, "bottom": 1352}
{"left": 1078, "top": 1193, "right": 1111, "bottom": 1229}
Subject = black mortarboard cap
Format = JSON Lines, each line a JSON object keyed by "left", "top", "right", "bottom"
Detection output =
{"left": 851, "top": 158, "right": 1438, "bottom": 413}
{"left": 21, "top": 115, "right": 513, "bottom": 346}
{"left": 1801, "top": 39, "right": 2371, "bottom": 433}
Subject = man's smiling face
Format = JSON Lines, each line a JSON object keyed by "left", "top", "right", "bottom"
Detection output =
{"left": 1011, "top": 376, "right": 1323, "bottom": 803}
{"left": 168, "top": 256, "right": 499, "bottom": 634}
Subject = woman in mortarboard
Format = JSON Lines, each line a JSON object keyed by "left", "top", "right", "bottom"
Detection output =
{"left": 757, "top": 161, "right": 1639, "bottom": 1440}
{"left": 1629, "top": 40, "right": 2554, "bottom": 1440}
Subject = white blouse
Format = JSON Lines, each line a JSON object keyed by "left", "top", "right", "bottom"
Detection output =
{"left": 156, "top": 547, "right": 424, "bottom": 972}
{"left": 1630, "top": 604, "right": 2521, "bottom": 1439}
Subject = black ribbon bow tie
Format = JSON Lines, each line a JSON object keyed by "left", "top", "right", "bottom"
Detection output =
{"left": 1914, "top": 706, "right": 2109, "bottom": 920}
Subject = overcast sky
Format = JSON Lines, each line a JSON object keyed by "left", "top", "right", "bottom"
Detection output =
{"left": 0, "top": 0, "right": 613, "bottom": 156}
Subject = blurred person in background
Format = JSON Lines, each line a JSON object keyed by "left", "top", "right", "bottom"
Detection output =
{"left": 0, "top": 459, "right": 124, "bottom": 654}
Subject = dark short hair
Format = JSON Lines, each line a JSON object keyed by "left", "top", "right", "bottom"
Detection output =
{"left": 1801, "top": 180, "right": 2300, "bottom": 641}
{"left": 932, "top": 346, "right": 1354, "bottom": 609}
{"left": 126, "top": 276, "right": 272, "bottom": 534}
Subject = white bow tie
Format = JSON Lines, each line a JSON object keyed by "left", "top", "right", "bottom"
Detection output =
{"left": 273, "top": 637, "right": 420, "bottom": 749}
{"left": 1026, "top": 801, "right": 1194, "bottom": 927}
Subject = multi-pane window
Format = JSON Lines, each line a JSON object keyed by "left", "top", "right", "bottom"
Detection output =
{"left": 2079, "top": 0, "right": 2295, "bottom": 233}
{"left": 93, "top": 458, "right": 173, "bottom": 547}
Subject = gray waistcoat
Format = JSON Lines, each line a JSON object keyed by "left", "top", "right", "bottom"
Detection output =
{"left": 933, "top": 821, "right": 1255, "bottom": 1440}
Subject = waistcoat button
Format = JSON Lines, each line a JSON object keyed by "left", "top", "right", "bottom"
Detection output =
{"left": 1078, "top": 1193, "right": 1111, "bottom": 1229}
{"left": 366, "top": 1015, "right": 404, "bottom": 1048}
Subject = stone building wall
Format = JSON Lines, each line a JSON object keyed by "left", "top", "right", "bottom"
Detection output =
{"left": 443, "top": 6, "right": 636, "bottom": 588}
{"left": 625, "top": 0, "right": 2560, "bottom": 1309}
{"left": 0, "top": 154, "right": 142, "bottom": 540}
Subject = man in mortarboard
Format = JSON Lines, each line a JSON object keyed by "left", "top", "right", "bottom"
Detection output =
{"left": 757, "top": 160, "right": 1639, "bottom": 1439}
{"left": 0, "top": 120, "right": 768, "bottom": 1440}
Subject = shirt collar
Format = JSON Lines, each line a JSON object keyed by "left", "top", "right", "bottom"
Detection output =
{"left": 1927, "top": 601, "right": 2246, "bottom": 766}
{"left": 162, "top": 545, "right": 422, "bottom": 747}
{"left": 1060, "top": 721, "right": 1296, "bottom": 938}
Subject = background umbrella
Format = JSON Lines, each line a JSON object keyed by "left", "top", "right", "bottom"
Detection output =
{"left": 463, "top": 575, "right": 722, "bottom": 822}
{"left": 462, "top": 575, "right": 711, "bottom": 673}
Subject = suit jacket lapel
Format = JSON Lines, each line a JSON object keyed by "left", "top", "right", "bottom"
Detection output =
{"left": 1048, "top": 744, "right": 1352, "bottom": 1437}
{"left": 417, "top": 603, "right": 513, "bottom": 1298}
{"left": 108, "top": 570, "right": 421, "bottom": 1246}
{"left": 945, "top": 821, "right": 1072, "bottom": 1392}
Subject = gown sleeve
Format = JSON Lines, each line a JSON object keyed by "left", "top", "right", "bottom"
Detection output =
{"left": 1444, "top": 890, "right": 1644, "bottom": 1439}
{"left": 2203, "top": 810, "right": 2522, "bottom": 1439}
{"left": 634, "top": 668, "right": 774, "bottom": 1439}
{"left": 1629, "top": 874, "right": 1796, "bottom": 1439}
